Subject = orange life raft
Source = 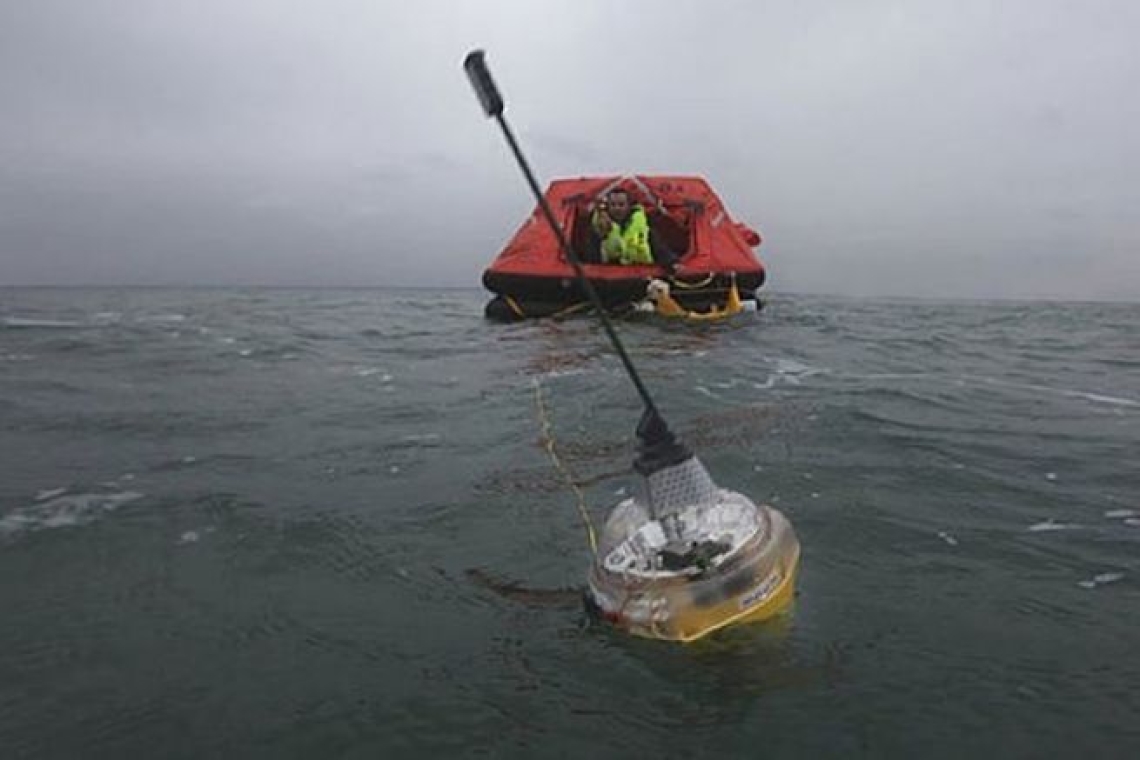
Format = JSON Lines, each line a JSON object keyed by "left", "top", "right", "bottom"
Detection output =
{"left": 483, "top": 175, "right": 765, "bottom": 320}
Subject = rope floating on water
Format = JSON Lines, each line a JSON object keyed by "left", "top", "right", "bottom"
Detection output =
{"left": 532, "top": 376, "right": 599, "bottom": 557}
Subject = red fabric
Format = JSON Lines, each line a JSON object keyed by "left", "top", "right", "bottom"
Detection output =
{"left": 484, "top": 175, "right": 765, "bottom": 280}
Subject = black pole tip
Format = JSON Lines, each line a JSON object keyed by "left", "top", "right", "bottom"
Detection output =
{"left": 463, "top": 49, "right": 504, "bottom": 118}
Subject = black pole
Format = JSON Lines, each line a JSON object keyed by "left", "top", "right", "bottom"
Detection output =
{"left": 491, "top": 113, "right": 662, "bottom": 417}
{"left": 464, "top": 50, "right": 690, "bottom": 473}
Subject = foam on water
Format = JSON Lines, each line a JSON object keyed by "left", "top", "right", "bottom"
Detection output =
{"left": 0, "top": 491, "right": 143, "bottom": 535}
{"left": 1077, "top": 572, "right": 1125, "bottom": 589}
{"left": 136, "top": 313, "right": 187, "bottom": 324}
{"left": 2, "top": 317, "right": 84, "bottom": 329}
{"left": 773, "top": 357, "right": 826, "bottom": 381}
{"left": 178, "top": 526, "right": 215, "bottom": 545}
{"left": 1027, "top": 519, "right": 1083, "bottom": 532}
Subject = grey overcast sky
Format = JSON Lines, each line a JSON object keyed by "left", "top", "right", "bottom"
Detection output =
{"left": 1, "top": 0, "right": 1137, "bottom": 299}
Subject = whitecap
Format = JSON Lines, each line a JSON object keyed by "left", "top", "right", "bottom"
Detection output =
{"left": 35, "top": 488, "right": 68, "bottom": 502}
{"left": 2, "top": 317, "right": 83, "bottom": 329}
{"left": 1105, "top": 509, "right": 1138, "bottom": 519}
{"left": 937, "top": 531, "right": 959, "bottom": 546}
{"left": 1027, "top": 519, "right": 1081, "bottom": 532}
{"left": 694, "top": 385, "right": 721, "bottom": 399}
{"left": 774, "top": 358, "right": 825, "bottom": 379}
{"left": 138, "top": 313, "right": 187, "bottom": 324}
{"left": 1078, "top": 572, "right": 1124, "bottom": 589}
{"left": 177, "top": 525, "right": 215, "bottom": 545}
{"left": 0, "top": 491, "right": 143, "bottom": 535}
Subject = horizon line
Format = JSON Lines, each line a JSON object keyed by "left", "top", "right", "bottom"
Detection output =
{"left": 0, "top": 283, "right": 1136, "bottom": 306}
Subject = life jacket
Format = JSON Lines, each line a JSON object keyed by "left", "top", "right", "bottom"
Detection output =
{"left": 594, "top": 205, "right": 652, "bottom": 265}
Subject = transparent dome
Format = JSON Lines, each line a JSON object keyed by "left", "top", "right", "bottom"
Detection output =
{"left": 586, "top": 455, "right": 800, "bottom": 642}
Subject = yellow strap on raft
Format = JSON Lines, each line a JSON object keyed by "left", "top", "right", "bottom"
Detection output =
{"left": 668, "top": 273, "right": 716, "bottom": 290}
{"left": 652, "top": 275, "right": 744, "bottom": 322}
{"left": 504, "top": 295, "right": 526, "bottom": 319}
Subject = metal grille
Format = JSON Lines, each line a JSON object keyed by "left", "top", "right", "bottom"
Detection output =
{"left": 643, "top": 455, "right": 719, "bottom": 517}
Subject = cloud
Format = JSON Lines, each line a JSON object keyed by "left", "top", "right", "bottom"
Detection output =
{"left": 1, "top": 0, "right": 1137, "bottom": 299}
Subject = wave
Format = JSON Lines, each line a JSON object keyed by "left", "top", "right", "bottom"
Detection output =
{"left": 840, "top": 371, "right": 1139, "bottom": 409}
{"left": 959, "top": 375, "right": 1140, "bottom": 408}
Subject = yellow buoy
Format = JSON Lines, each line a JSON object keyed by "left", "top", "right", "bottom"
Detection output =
{"left": 585, "top": 456, "right": 800, "bottom": 643}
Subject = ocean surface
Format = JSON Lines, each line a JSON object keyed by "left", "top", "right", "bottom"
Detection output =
{"left": 1, "top": 287, "right": 1138, "bottom": 758}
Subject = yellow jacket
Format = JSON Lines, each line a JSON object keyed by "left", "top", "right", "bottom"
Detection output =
{"left": 593, "top": 205, "right": 652, "bottom": 265}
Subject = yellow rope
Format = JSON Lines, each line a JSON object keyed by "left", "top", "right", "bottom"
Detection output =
{"left": 532, "top": 377, "right": 599, "bottom": 556}
{"left": 550, "top": 301, "right": 593, "bottom": 319}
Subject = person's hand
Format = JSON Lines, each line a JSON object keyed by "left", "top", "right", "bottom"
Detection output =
{"left": 594, "top": 211, "right": 613, "bottom": 234}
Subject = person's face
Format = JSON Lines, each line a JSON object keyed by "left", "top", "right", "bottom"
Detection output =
{"left": 607, "top": 193, "right": 631, "bottom": 222}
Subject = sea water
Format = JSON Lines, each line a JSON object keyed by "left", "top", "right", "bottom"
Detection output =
{"left": 2, "top": 288, "right": 1138, "bottom": 757}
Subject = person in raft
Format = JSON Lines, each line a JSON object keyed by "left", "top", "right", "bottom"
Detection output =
{"left": 590, "top": 188, "right": 678, "bottom": 271}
